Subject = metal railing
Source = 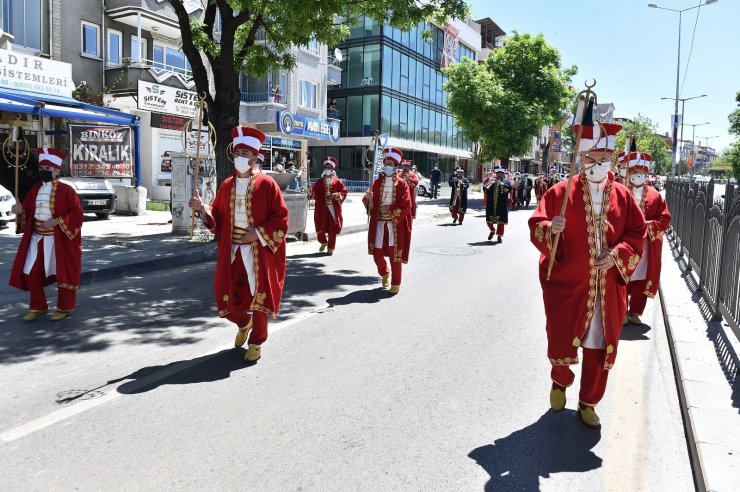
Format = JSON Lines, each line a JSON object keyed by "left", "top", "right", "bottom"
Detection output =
{"left": 665, "top": 178, "right": 740, "bottom": 339}
{"left": 327, "top": 108, "right": 341, "bottom": 119}
{"left": 240, "top": 92, "right": 283, "bottom": 104}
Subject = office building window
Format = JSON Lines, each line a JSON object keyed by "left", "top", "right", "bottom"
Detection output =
{"left": 299, "top": 80, "right": 317, "bottom": 109}
{"left": 303, "top": 37, "right": 319, "bottom": 55}
{"left": 81, "top": 21, "right": 100, "bottom": 57}
{"left": 131, "top": 36, "right": 147, "bottom": 63}
{"left": 2, "top": 0, "right": 48, "bottom": 52}
{"left": 107, "top": 29, "right": 122, "bottom": 66}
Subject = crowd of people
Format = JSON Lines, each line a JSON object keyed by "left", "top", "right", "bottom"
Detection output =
{"left": 9, "top": 96, "right": 672, "bottom": 429}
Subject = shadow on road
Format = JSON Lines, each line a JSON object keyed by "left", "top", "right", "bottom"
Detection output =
{"left": 620, "top": 323, "right": 651, "bottom": 341}
{"left": 116, "top": 348, "right": 248, "bottom": 394}
{"left": 326, "top": 288, "right": 388, "bottom": 307}
{"left": 469, "top": 411, "right": 602, "bottom": 491}
{"left": 467, "top": 241, "right": 498, "bottom": 247}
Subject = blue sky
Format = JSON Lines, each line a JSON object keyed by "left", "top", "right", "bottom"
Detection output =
{"left": 471, "top": 0, "right": 739, "bottom": 153}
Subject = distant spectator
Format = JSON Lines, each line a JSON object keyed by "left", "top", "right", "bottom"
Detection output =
{"left": 430, "top": 164, "right": 442, "bottom": 199}
{"left": 272, "top": 84, "right": 281, "bottom": 103}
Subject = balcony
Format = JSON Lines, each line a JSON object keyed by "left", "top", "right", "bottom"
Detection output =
{"left": 240, "top": 92, "right": 287, "bottom": 108}
{"left": 327, "top": 108, "right": 341, "bottom": 120}
{"left": 327, "top": 58, "right": 343, "bottom": 86}
{"left": 105, "top": 59, "right": 194, "bottom": 92}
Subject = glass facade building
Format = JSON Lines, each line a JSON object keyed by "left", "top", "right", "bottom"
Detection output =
{"left": 311, "top": 17, "right": 478, "bottom": 181}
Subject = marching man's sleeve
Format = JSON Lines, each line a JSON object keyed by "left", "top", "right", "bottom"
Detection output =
{"left": 56, "top": 186, "right": 84, "bottom": 241}
{"left": 256, "top": 179, "right": 289, "bottom": 254}
{"left": 647, "top": 193, "right": 671, "bottom": 242}
{"left": 528, "top": 188, "right": 565, "bottom": 263}
{"left": 609, "top": 193, "right": 647, "bottom": 284}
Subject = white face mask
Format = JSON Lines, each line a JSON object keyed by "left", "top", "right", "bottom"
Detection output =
{"left": 584, "top": 161, "right": 611, "bottom": 183}
{"left": 234, "top": 156, "right": 251, "bottom": 174}
{"left": 383, "top": 165, "right": 395, "bottom": 176}
{"left": 620, "top": 167, "right": 628, "bottom": 178}
{"left": 630, "top": 174, "right": 647, "bottom": 187}
{"left": 322, "top": 169, "right": 334, "bottom": 177}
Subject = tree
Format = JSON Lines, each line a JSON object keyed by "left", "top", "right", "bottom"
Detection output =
{"left": 443, "top": 32, "right": 575, "bottom": 166}
{"left": 167, "top": 0, "right": 469, "bottom": 183}
{"left": 723, "top": 141, "right": 740, "bottom": 182}
{"left": 614, "top": 114, "right": 671, "bottom": 176}
{"left": 729, "top": 90, "right": 740, "bottom": 137}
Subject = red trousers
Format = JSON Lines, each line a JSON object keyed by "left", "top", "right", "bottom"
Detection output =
{"left": 317, "top": 214, "right": 339, "bottom": 250}
{"left": 224, "top": 252, "right": 268, "bottom": 345}
{"left": 486, "top": 223, "right": 505, "bottom": 236}
{"left": 450, "top": 204, "right": 465, "bottom": 223}
{"left": 25, "top": 240, "right": 76, "bottom": 311}
{"left": 372, "top": 226, "right": 402, "bottom": 286}
{"left": 627, "top": 280, "right": 648, "bottom": 315}
{"left": 551, "top": 348, "right": 609, "bottom": 407}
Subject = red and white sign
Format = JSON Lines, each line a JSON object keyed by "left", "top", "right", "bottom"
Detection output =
{"left": 441, "top": 24, "right": 459, "bottom": 69}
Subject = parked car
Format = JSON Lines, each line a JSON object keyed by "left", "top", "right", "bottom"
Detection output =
{"left": 415, "top": 172, "right": 432, "bottom": 197}
{"left": 60, "top": 177, "right": 116, "bottom": 219}
{"left": 0, "top": 184, "right": 15, "bottom": 226}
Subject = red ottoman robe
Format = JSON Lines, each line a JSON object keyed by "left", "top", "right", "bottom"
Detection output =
{"left": 528, "top": 174, "right": 647, "bottom": 370}
{"left": 312, "top": 176, "right": 348, "bottom": 235}
{"left": 205, "top": 173, "right": 288, "bottom": 319}
{"left": 10, "top": 180, "right": 83, "bottom": 291}
{"left": 364, "top": 174, "right": 412, "bottom": 263}
{"left": 636, "top": 185, "right": 671, "bottom": 298}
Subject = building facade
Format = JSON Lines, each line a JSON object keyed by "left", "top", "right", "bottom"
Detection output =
{"left": 313, "top": 16, "right": 481, "bottom": 182}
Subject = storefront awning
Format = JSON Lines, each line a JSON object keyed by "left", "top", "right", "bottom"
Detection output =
{"left": 0, "top": 88, "right": 139, "bottom": 127}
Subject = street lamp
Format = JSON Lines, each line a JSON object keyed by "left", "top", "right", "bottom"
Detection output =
{"left": 661, "top": 94, "right": 706, "bottom": 162}
{"left": 681, "top": 122, "right": 709, "bottom": 178}
{"left": 648, "top": 0, "right": 718, "bottom": 177}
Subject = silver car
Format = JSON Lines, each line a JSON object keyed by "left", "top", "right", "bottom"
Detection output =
{"left": 0, "top": 184, "right": 16, "bottom": 226}
{"left": 60, "top": 177, "right": 117, "bottom": 219}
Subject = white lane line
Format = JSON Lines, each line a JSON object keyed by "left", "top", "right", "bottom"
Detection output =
{"left": 0, "top": 309, "right": 322, "bottom": 443}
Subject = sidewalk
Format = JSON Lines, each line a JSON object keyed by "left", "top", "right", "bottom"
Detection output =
{"left": 660, "top": 233, "right": 740, "bottom": 492}
{"left": 0, "top": 188, "right": 462, "bottom": 295}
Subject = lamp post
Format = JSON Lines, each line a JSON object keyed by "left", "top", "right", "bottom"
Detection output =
{"left": 696, "top": 134, "right": 719, "bottom": 172}
{"left": 682, "top": 122, "right": 709, "bottom": 179}
{"left": 649, "top": 0, "right": 718, "bottom": 177}
{"left": 661, "top": 94, "right": 707, "bottom": 163}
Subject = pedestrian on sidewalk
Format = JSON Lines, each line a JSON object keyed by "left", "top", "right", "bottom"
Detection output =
{"left": 484, "top": 168, "right": 511, "bottom": 243}
{"left": 449, "top": 167, "right": 469, "bottom": 225}
{"left": 528, "top": 97, "right": 646, "bottom": 428}
{"left": 189, "top": 126, "right": 288, "bottom": 363}
{"left": 312, "top": 156, "right": 347, "bottom": 255}
{"left": 430, "top": 164, "right": 441, "bottom": 199}
{"left": 625, "top": 151, "right": 671, "bottom": 325}
{"left": 9, "top": 148, "right": 83, "bottom": 321}
{"left": 363, "top": 147, "right": 412, "bottom": 295}
{"left": 547, "top": 166, "right": 560, "bottom": 189}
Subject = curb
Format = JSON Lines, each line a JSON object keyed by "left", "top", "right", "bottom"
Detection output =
{"left": 79, "top": 244, "right": 217, "bottom": 286}
{"left": 659, "top": 232, "right": 706, "bottom": 492}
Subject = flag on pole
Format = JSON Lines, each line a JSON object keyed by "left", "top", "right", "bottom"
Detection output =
{"left": 686, "top": 154, "right": 693, "bottom": 169}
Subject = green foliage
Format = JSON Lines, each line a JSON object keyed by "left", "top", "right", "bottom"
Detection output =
{"left": 723, "top": 140, "right": 740, "bottom": 181}
{"left": 443, "top": 32, "right": 575, "bottom": 161}
{"left": 614, "top": 115, "right": 671, "bottom": 176}
{"left": 729, "top": 91, "right": 740, "bottom": 137}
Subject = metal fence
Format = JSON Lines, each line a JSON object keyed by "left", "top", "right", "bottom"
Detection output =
{"left": 665, "top": 178, "right": 740, "bottom": 338}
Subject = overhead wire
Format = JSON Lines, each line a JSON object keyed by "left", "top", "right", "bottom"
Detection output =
{"left": 680, "top": 2, "right": 703, "bottom": 97}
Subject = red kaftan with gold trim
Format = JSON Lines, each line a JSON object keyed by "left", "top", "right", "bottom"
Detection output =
{"left": 10, "top": 180, "right": 83, "bottom": 291}
{"left": 312, "top": 176, "right": 348, "bottom": 235}
{"left": 205, "top": 172, "right": 288, "bottom": 319}
{"left": 363, "top": 174, "right": 412, "bottom": 263}
{"left": 528, "top": 174, "right": 646, "bottom": 370}
{"left": 635, "top": 185, "right": 671, "bottom": 298}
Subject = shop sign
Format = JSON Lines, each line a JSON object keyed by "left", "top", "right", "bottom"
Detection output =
{"left": 137, "top": 80, "right": 198, "bottom": 118}
{"left": 0, "top": 48, "right": 74, "bottom": 97}
{"left": 69, "top": 124, "right": 133, "bottom": 177}
{"left": 276, "top": 111, "right": 340, "bottom": 142}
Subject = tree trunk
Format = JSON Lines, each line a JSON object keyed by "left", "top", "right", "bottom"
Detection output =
{"left": 210, "top": 78, "right": 242, "bottom": 184}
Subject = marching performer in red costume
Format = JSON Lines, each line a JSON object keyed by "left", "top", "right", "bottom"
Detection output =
{"left": 625, "top": 151, "right": 671, "bottom": 324}
{"left": 534, "top": 172, "right": 548, "bottom": 203}
{"left": 363, "top": 147, "right": 412, "bottom": 295}
{"left": 312, "top": 156, "right": 347, "bottom": 255}
{"left": 10, "top": 148, "right": 83, "bottom": 321}
{"left": 398, "top": 160, "right": 419, "bottom": 219}
{"left": 529, "top": 97, "right": 646, "bottom": 428}
{"left": 189, "top": 126, "right": 288, "bottom": 363}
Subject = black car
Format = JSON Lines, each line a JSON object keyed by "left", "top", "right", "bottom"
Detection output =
{"left": 60, "top": 177, "right": 116, "bottom": 219}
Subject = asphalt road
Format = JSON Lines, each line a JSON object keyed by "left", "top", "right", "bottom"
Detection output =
{"left": 0, "top": 198, "right": 693, "bottom": 491}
